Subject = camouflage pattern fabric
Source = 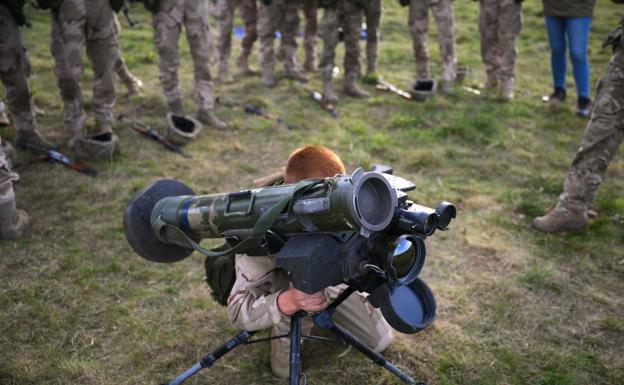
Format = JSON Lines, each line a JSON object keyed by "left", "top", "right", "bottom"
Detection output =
{"left": 112, "top": 14, "right": 136, "bottom": 87}
{"left": 257, "top": 0, "right": 300, "bottom": 75}
{"left": 408, "top": 0, "right": 456, "bottom": 83}
{"left": 0, "top": 4, "right": 38, "bottom": 134}
{"left": 50, "top": 0, "right": 118, "bottom": 131}
{"left": 212, "top": 0, "right": 258, "bottom": 73}
{"left": 227, "top": 255, "right": 394, "bottom": 352}
{"left": 365, "top": 0, "right": 381, "bottom": 74}
{"left": 318, "top": 0, "right": 364, "bottom": 82}
{"left": 152, "top": 0, "right": 215, "bottom": 111}
{"left": 302, "top": 0, "right": 318, "bottom": 69}
{"left": 478, "top": 0, "right": 522, "bottom": 84}
{"left": 0, "top": 138, "right": 19, "bottom": 234}
{"left": 557, "top": 43, "right": 624, "bottom": 213}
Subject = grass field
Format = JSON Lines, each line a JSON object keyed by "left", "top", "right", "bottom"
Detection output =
{"left": 1, "top": 1, "right": 624, "bottom": 384}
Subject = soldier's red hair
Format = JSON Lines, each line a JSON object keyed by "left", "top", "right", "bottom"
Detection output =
{"left": 284, "top": 146, "right": 346, "bottom": 183}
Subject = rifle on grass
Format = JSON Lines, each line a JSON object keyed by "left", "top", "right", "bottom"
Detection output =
{"left": 216, "top": 98, "right": 294, "bottom": 130}
{"left": 376, "top": 80, "right": 413, "bottom": 100}
{"left": 118, "top": 114, "right": 191, "bottom": 158}
{"left": 25, "top": 143, "right": 97, "bottom": 177}
{"left": 302, "top": 86, "right": 338, "bottom": 118}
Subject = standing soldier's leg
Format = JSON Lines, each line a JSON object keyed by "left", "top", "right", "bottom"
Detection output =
{"left": 431, "top": 0, "right": 456, "bottom": 93}
{"left": 533, "top": 47, "right": 624, "bottom": 233}
{"left": 318, "top": 7, "right": 339, "bottom": 102}
{"left": 342, "top": 1, "right": 367, "bottom": 97}
{"left": 478, "top": 0, "right": 499, "bottom": 92}
{"left": 112, "top": 14, "right": 143, "bottom": 95}
{"left": 281, "top": 0, "right": 307, "bottom": 82}
{"left": 213, "top": 0, "right": 236, "bottom": 82}
{"left": 84, "top": 0, "right": 118, "bottom": 132}
{"left": 257, "top": 0, "right": 283, "bottom": 87}
{"left": 303, "top": 0, "right": 318, "bottom": 72}
{"left": 408, "top": 0, "right": 430, "bottom": 81}
{"left": 364, "top": 0, "right": 381, "bottom": 77}
{"left": 152, "top": 0, "right": 185, "bottom": 115}
{"left": 237, "top": 0, "right": 258, "bottom": 74}
{"left": 185, "top": 0, "right": 228, "bottom": 129}
{"left": 496, "top": 0, "right": 522, "bottom": 101}
{"left": 0, "top": 140, "right": 30, "bottom": 240}
{"left": 51, "top": 0, "right": 88, "bottom": 143}
{"left": 0, "top": 4, "right": 55, "bottom": 150}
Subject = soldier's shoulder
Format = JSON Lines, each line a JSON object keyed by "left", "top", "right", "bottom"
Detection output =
{"left": 235, "top": 254, "right": 278, "bottom": 280}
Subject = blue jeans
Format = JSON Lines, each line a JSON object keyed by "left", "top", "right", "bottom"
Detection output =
{"left": 545, "top": 16, "right": 592, "bottom": 98}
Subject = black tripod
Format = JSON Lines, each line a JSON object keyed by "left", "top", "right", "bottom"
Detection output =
{"left": 162, "top": 286, "right": 425, "bottom": 385}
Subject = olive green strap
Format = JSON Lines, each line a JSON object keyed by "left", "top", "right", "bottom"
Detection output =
{"left": 161, "top": 179, "right": 324, "bottom": 258}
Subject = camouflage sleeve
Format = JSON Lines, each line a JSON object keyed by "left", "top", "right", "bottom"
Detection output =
{"left": 226, "top": 255, "right": 291, "bottom": 331}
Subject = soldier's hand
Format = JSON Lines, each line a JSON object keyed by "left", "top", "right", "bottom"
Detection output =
{"left": 277, "top": 288, "right": 328, "bottom": 316}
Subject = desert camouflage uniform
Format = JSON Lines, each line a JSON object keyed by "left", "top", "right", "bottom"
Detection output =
{"left": 0, "top": 4, "right": 38, "bottom": 135}
{"left": 212, "top": 0, "right": 258, "bottom": 78}
{"left": 50, "top": 0, "right": 118, "bottom": 133}
{"left": 0, "top": 137, "right": 30, "bottom": 240}
{"left": 408, "top": 0, "right": 456, "bottom": 86}
{"left": 228, "top": 255, "right": 393, "bottom": 353}
{"left": 112, "top": 14, "right": 142, "bottom": 94}
{"left": 257, "top": 0, "right": 301, "bottom": 83}
{"left": 152, "top": 0, "right": 215, "bottom": 113}
{"left": 318, "top": 0, "right": 367, "bottom": 97}
{"left": 302, "top": 0, "right": 318, "bottom": 71}
{"left": 478, "top": 0, "right": 522, "bottom": 89}
{"left": 365, "top": 0, "right": 381, "bottom": 75}
{"left": 556, "top": 26, "right": 624, "bottom": 215}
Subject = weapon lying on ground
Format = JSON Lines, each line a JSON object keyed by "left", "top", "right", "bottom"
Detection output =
{"left": 25, "top": 143, "right": 97, "bottom": 177}
{"left": 462, "top": 85, "right": 481, "bottom": 96}
{"left": 376, "top": 79, "right": 414, "bottom": 100}
{"left": 124, "top": 166, "right": 456, "bottom": 384}
{"left": 216, "top": 97, "right": 294, "bottom": 130}
{"left": 118, "top": 114, "right": 190, "bottom": 158}
{"left": 303, "top": 86, "right": 338, "bottom": 118}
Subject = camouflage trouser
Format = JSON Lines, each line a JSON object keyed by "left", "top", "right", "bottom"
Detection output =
{"left": 478, "top": 0, "right": 522, "bottom": 83}
{"left": 272, "top": 284, "right": 394, "bottom": 354}
{"left": 112, "top": 14, "right": 135, "bottom": 85}
{"left": 257, "top": 0, "right": 300, "bottom": 74}
{"left": 303, "top": 0, "right": 317, "bottom": 67}
{"left": 365, "top": 0, "right": 381, "bottom": 74}
{"left": 558, "top": 46, "right": 624, "bottom": 212}
{"left": 408, "top": 0, "right": 456, "bottom": 83}
{"left": 0, "top": 4, "right": 37, "bottom": 133}
{"left": 0, "top": 139, "right": 19, "bottom": 228}
{"left": 50, "top": 0, "right": 118, "bottom": 130}
{"left": 152, "top": 0, "right": 215, "bottom": 111}
{"left": 318, "top": 0, "right": 363, "bottom": 82}
{"left": 212, "top": 0, "right": 257, "bottom": 71}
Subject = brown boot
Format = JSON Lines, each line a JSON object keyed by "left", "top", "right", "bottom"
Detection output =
{"left": 168, "top": 99, "right": 186, "bottom": 116}
{"left": 284, "top": 66, "right": 308, "bottom": 83}
{"left": 270, "top": 326, "right": 290, "bottom": 379}
{"left": 0, "top": 209, "right": 31, "bottom": 240}
{"left": 532, "top": 203, "right": 588, "bottom": 233}
{"left": 217, "top": 64, "right": 234, "bottom": 84}
{"left": 123, "top": 75, "right": 144, "bottom": 95}
{"left": 15, "top": 129, "right": 57, "bottom": 151}
{"left": 343, "top": 74, "right": 369, "bottom": 98}
{"left": 236, "top": 54, "right": 257, "bottom": 76}
{"left": 262, "top": 65, "right": 276, "bottom": 88}
{"left": 323, "top": 80, "right": 339, "bottom": 103}
{"left": 197, "top": 109, "right": 228, "bottom": 130}
{"left": 498, "top": 79, "right": 514, "bottom": 102}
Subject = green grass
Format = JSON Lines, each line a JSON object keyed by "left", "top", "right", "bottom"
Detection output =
{"left": 1, "top": 1, "right": 624, "bottom": 385}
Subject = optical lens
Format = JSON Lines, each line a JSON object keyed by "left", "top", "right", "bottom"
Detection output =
{"left": 392, "top": 238, "right": 416, "bottom": 278}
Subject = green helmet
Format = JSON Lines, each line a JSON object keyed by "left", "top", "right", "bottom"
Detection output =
{"left": 74, "top": 132, "right": 119, "bottom": 162}
{"left": 166, "top": 113, "right": 202, "bottom": 146}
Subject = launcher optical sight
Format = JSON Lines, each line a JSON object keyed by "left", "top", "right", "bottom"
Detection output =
{"left": 123, "top": 167, "right": 456, "bottom": 334}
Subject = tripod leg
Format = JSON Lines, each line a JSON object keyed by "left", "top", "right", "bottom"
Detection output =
{"left": 164, "top": 330, "right": 255, "bottom": 385}
{"left": 289, "top": 312, "right": 304, "bottom": 385}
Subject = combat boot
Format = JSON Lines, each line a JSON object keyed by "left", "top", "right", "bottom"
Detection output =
{"left": 284, "top": 66, "right": 308, "bottom": 83}
{"left": 15, "top": 129, "right": 57, "bottom": 151}
{"left": 323, "top": 80, "right": 339, "bottom": 103}
{"left": 262, "top": 66, "right": 276, "bottom": 88}
{"left": 0, "top": 110, "right": 9, "bottom": 126}
{"left": 498, "top": 79, "right": 514, "bottom": 102}
{"left": 483, "top": 76, "right": 498, "bottom": 98}
{"left": 0, "top": 182, "right": 31, "bottom": 241}
{"left": 123, "top": 75, "right": 144, "bottom": 95}
{"left": 236, "top": 53, "right": 257, "bottom": 76}
{"left": 343, "top": 74, "right": 369, "bottom": 98}
{"left": 532, "top": 203, "right": 588, "bottom": 233}
{"left": 197, "top": 109, "right": 228, "bottom": 130}
{"left": 270, "top": 326, "right": 290, "bottom": 379}
{"left": 303, "top": 56, "right": 316, "bottom": 72}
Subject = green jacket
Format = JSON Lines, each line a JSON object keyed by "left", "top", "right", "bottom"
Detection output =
{"left": 542, "top": 0, "right": 596, "bottom": 18}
